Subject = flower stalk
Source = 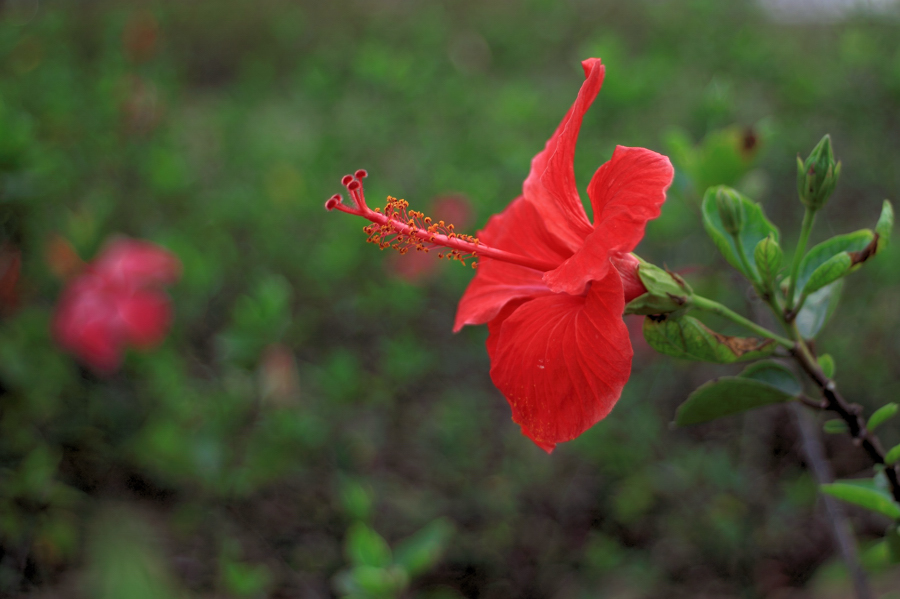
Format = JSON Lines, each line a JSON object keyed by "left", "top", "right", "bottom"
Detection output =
{"left": 786, "top": 207, "right": 816, "bottom": 314}
{"left": 689, "top": 295, "right": 793, "bottom": 348}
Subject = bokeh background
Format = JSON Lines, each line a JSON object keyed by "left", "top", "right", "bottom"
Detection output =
{"left": 2, "top": 0, "right": 900, "bottom": 597}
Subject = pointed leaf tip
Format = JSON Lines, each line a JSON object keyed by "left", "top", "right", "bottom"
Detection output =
{"left": 868, "top": 403, "right": 898, "bottom": 431}
{"left": 817, "top": 354, "right": 835, "bottom": 378}
{"left": 877, "top": 200, "right": 894, "bottom": 252}
{"left": 820, "top": 480, "right": 900, "bottom": 520}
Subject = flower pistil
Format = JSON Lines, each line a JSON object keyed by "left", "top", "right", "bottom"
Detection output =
{"left": 326, "top": 170, "right": 559, "bottom": 272}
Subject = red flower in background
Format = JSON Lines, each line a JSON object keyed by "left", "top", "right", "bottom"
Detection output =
{"left": 327, "top": 58, "right": 673, "bottom": 452}
{"left": 53, "top": 238, "right": 181, "bottom": 374}
{"left": 453, "top": 58, "right": 673, "bottom": 452}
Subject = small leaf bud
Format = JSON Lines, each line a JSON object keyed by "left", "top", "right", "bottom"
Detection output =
{"left": 715, "top": 186, "right": 744, "bottom": 236}
{"left": 753, "top": 234, "right": 782, "bottom": 285}
{"left": 797, "top": 134, "right": 841, "bottom": 211}
{"left": 876, "top": 200, "right": 893, "bottom": 253}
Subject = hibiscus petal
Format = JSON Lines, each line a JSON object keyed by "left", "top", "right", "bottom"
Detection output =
{"left": 115, "top": 289, "right": 173, "bottom": 349}
{"left": 542, "top": 146, "right": 674, "bottom": 295}
{"left": 521, "top": 58, "right": 605, "bottom": 252}
{"left": 454, "top": 196, "right": 571, "bottom": 331}
{"left": 486, "top": 271, "right": 633, "bottom": 452}
{"left": 610, "top": 252, "right": 648, "bottom": 304}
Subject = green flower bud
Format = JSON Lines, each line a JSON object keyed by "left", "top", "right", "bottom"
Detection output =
{"left": 797, "top": 134, "right": 841, "bottom": 211}
{"left": 753, "top": 234, "right": 782, "bottom": 286}
{"left": 714, "top": 186, "right": 744, "bottom": 236}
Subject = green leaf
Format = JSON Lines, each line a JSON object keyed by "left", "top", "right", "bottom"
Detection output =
{"left": 754, "top": 234, "right": 783, "bottom": 286}
{"left": 222, "top": 560, "right": 272, "bottom": 597}
{"left": 795, "top": 230, "right": 873, "bottom": 300}
{"left": 702, "top": 187, "right": 779, "bottom": 280}
{"left": 393, "top": 518, "right": 455, "bottom": 578}
{"left": 88, "top": 507, "right": 184, "bottom": 599}
{"left": 345, "top": 523, "right": 392, "bottom": 568}
{"left": 876, "top": 200, "right": 894, "bottom": 252}
{"left": 801, "top": 252, "right": 852, "bottom": 296}
{"left": 739, "top": 360, "right": 802, "bottom": 395}
{"left": 795, "top": 280, "right": 843, "bottom": 339}
{"left": 817, "top": 354, "right": 835, "bottom": 378}
{"left": 823, "top": 419, "right": 849, "bottom": 434}
{"left": 675, "top": 376, "right": 796, "bottom": 427}
{"left": 886, "top": 444, "right": 900, "bottom": 466}
{"left": 675, "top": 362, "right": 800, "bottom": 426}
{"left": 821, "top": 479, "right": 900, "bottom": 520}
{"left": 643, "top": 314, "right": 777, "bottom": 364}
{"left": 339, "top": 478, "right": 373, "bottom": 522}
{"left": 886, "top": 524, "right": 900, "bottom": 564}
{"left": 349, "top": 565, "right": 408, "bottom": 597}
{"left": 668, "top": 126, "right": 762, "bottom": 193}
{"left": 868, "top": 403, "right": 898, "bottom": 431}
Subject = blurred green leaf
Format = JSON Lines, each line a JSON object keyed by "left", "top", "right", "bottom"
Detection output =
{"left": 817, "top": 354, "right": 835, "bottom": 378}
{"left": 12, "top": 445, "right": 60, "bottom": 500}
{"left": 876, "top": 200, "right": 894, "bottom": 252}
{"left": 87, "top": 507, "right": 183, "bottom": 599}
{"left": 222, "top": 559, "right": 272, "bottom": 597}
{"left": 218, "top": 275, "right": 293, "bottom": 365}
{"left": 346, "top": 522, "right": 392, "bottom": 569}
{"left": 352, "top": 564, "right": 408, "bottom": 597}
{"left": 868, "top": 403, "right": 898, "bottom": 431}
{"left": 886, "top": 524, "right": 900, "bottom": 564}
{"left": 666, "top": 126, "right": 761, "bottom": 194}
{"left": 701, "top": 186, "right": 779, "bottom": 281}
{"left": 339, "top": 478, "right": 373, "bottom": 522}
{"left": 394, "top": 518, "right": 454, "bottom": 578}
{"left": 885, "top": 444, "right": 900, "bottom": 466}
{"left": 823, "top": 419, "right": 849, "bottom": 434}
{"left": 795, "top": 280, "right": 843, "bottom": 339}
{"left": 643, "top": 314, "right": 777, "bottom": 363}
{"left": 821, "top": 479, "right": 900, "bottom": 519}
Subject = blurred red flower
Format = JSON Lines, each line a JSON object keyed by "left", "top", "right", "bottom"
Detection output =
{"left": 53, "top": 238, "right": 181, "bottom": 374}
{"left": 453, "top": 58, "right": 674, "bottom": 452}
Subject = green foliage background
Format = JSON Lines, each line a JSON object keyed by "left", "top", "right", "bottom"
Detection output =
{"left": 1, "top": 0, "right": 900, "bottom": 597}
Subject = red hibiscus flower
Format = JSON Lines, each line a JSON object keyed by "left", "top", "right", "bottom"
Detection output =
{"left": 326, "top": 58, "right": 673, "bottom": 452}
{"left": 53, "top": 238, "right": 181, "bottom": 374}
